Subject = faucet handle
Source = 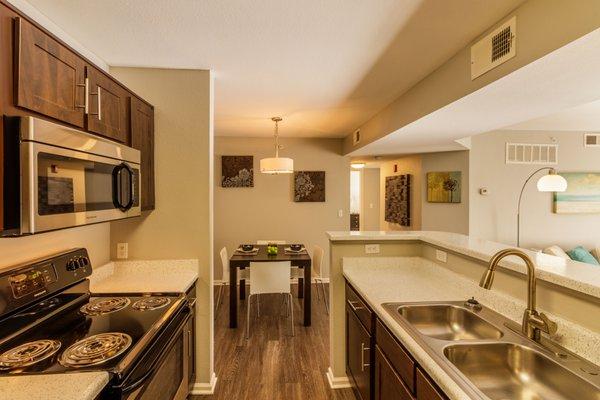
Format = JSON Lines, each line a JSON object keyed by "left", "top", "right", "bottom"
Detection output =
{"left": 539, "top": 312, "right": 558, "bottom": 336}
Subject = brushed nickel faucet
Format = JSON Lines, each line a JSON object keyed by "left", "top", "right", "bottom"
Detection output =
{"left": 480, "top": 248, "right": 557, "bottom": 341}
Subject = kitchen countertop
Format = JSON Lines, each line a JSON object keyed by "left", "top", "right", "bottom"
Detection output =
{"left": 90, "top": 259, "right": 199, "bottom": 293}
{"left": 328, "top": 230, "right": 600, "bottom": 299}
{"left": 0, "top": 372, "right": 109, "bottom": 400}
{"left": 342, "top": 256, "right": 600, "bottom": 400}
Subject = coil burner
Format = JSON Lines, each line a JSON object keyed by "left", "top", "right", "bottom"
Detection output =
{"left": 132, "top": 297, "right": 171, "bottom": 311}
{"left": 80, "top": 297, "right": 130, "bottom": 316}
{"left": 0, "top": 340, "right": 61, "bottom": 370}
{"left": 59, "top": 333, "right": 132, "bottom": 368}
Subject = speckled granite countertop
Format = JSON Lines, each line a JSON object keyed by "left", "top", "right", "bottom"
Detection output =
{"left": 342, "top": 256, "right": 600, "bottom": 400}
{"left": 0, "top": 372, "right": 109, "bottom": 400}
{"left": 328, "top": 230, "right": 600, "bottom": 299}
{"left": 90, "top": 259, "right": 199, "bottom": 293}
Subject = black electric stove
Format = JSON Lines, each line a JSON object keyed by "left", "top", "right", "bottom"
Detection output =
{"left": 0, "top": 249, "right": 192, "bottom": 399}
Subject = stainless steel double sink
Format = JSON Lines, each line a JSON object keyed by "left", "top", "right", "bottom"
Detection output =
{"left": 382, "top": 301, "right": 600, "bottom": 400}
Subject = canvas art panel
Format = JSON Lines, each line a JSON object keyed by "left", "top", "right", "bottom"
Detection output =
{"left": 221, "top": 156, "right": 254, "bottom": 187}
{"left": 294, "top": 171, "right": 325, "bottom": 202}
{"left": 385, "top": 174, "right": 411, "bottom": 226}
{"left": 554, "top": 172, "right": 600, "bottom": 214}
{"left": 427, "top": 171, "right": 462, "bottom": 203}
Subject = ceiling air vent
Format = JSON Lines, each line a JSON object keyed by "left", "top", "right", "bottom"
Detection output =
{"left": 584, "top": 133, "right": 600, "bottom": 147}
{"left": 506, "top": 142, "right": 558, "bottom": 165}
{"left": 471, "top": 16, "right": 516, "bottom": 80}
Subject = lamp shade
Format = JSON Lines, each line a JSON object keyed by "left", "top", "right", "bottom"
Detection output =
{"left": 537, "top": 173, "right": 567, "bottom": 192}
{"left": 260, "top": 157, "right": 294, "bottom": 174}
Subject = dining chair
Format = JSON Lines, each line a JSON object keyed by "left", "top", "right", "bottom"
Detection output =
{"left": 256, "top": 240, "right": 286, "bottom": 245}
{"left": 291, "top": 245, "right": 328, "bottom": 313}
{"left": 216, "top": 247, "right": 249, "bottom": 316}
{"left": 246, "top": 261, "right": 294, "bottom": 338}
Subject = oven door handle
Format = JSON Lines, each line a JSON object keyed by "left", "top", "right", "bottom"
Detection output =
{"left": 118, "top": 307, "right": 191, "bottom": 394}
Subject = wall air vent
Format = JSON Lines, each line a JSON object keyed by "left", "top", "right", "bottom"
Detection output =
{"left": 471, "top": 16, "right": 516, "bottom": 80}
{"left": 353, "top": 129, "right": 361, "bottom": 145}
{"left": 584, "top": 133, "right": 600, "bottom": 147}
{"left": 506, "top": 143, "right": 558, "bottom": 165}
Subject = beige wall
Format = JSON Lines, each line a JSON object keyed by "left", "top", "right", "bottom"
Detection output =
{"left": 361, "top": 168, "right": 380, "bottom": 231}
{"left": 379, "top": 155, "right": 423, "bottom": 231}
{"left": 0, "top": 223, "right": 110, "bottom": 271}
{"left": 344, "top": 0, "right": 600, "bottom": 154}
{"left": 470, "top": 130, "right": 600, "bottom": 250}
{"left": 421, "top": 151, "right": 469, "bottom": 234}
{"left": 378, "top": 151, "right": 469, "bottom": 233}
{"left": 109, "top": 67, "right": 214, "bottom": 387}
{"left": 214, "top": 137, "right": 350, "bottom": 279}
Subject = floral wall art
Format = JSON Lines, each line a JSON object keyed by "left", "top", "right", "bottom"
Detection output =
{"left": 221, "top": 156, "right": 253, "bottom": 187}
{"left": 294, "top": 171, "right": 325, "bottom": 202}
{"left": 427, "top": 171, "right": 462, "bottom": 203}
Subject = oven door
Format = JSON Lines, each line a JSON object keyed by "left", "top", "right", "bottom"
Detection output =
{"left": 113, "top": 305, "right": 192, "bottom": 400}
{"left": 22, "top": 140, "right": 141, "bottom": 234}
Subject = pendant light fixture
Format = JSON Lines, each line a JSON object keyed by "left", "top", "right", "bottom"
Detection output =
{"left": 260, "top": 117, "right": 294, "bottom": 174}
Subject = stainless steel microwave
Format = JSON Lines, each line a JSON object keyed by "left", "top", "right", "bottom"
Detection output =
{"left": 2, "top": 116, "right": 141, "bottom": 236}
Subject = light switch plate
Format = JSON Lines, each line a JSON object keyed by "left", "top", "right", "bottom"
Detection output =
{"left": 365, "top": 244, "right": 380, "bottom": 254}
{"left": 117, "top": 243, "right": 128, "bottom": 259}
{"left": 435, "top": 249, "right": 447, "bottom": 263}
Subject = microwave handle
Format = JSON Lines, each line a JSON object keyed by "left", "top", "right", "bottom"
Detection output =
{"left": 112, "top": 163, "right": 134, "bottom": 212}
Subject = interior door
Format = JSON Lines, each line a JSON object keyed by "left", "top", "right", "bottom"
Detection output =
{"left": 87, "top": 67, "right": 129, "bottom": 143}
{"left": 130, "top": 96, "right": 155, "bottom": 210}
{"left": 14, "top": 17, "right": 86, "bottom": 127}
{"left": 347, "top": 305, "right": 371, "bottom": 400}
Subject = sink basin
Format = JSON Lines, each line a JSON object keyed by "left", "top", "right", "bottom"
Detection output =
{"left": 396, "top": 304, "right": 503, "bottom": 341}
{"left": 444, "top": 343, "right": 600, "bottom": 400}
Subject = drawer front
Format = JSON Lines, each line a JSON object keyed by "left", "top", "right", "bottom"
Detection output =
{"left": 375, "top": 346, "right": 414, "bottom": 400}
{"left": 416, "top": 368, "right": 446, "bottom": 400}
{"left": 346, "top": 283, "right": 374, "bottom": 334}
{"left": 376, "top": 319, "right": 416, "bottom": 393}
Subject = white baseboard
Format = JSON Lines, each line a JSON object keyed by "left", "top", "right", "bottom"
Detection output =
{"left": 190, "top": 372, "right": 218, "bottom": 395}
{"left": 326, "top": 367, "right": 352, "bottom": 389}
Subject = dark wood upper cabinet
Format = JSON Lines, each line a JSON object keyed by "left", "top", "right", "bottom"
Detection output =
{"left": 130, "top": 96, "right": 155, "bottom": 211}
{"left": 14, "top": 17, "right": 87, "bottom": 128}
{"left": 87, "top": 67, "right": 130, "bottom": 143}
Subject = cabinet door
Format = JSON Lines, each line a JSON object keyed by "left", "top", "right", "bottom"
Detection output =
{"left": 347, "top": 306, "right": 371, "bottom": 400}
{"left": 130, "top": 96, "right": 155, "bottom": 210}
{"left": 87, "top": 67, "right": 129, "bottom": 143}
{"left": 15, "top": 17, "right": 86, "bottom": 127}
{"left": 186, "top": 303, "right": 196, "bottom": 389}
{"left": 374, "top": 346, "right": 414, "bottom": 400}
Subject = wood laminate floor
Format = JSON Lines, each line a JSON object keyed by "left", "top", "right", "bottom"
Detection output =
{"left": 191, "top": 283, "right": 356, "bottom": 400}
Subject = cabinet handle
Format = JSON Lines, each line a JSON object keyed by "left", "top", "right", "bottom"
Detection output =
{"left": 360, "top": 342, "right": 370, "bottom": 372}
{"left": 188, "top": 329, "right": 193, "bottom": 358}
{"left": 348, "top": 300, "right": 365, "bottom": 312}
{"left": 75, "top": 77, "right": 89, "bottom": 113}
{"left": 90, "top": 86, "right": 102, "bottom": 121}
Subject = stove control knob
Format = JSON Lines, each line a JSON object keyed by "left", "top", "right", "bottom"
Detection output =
{"left": 80, "top": 257, "right": 89, "bottom": 266}
{"left": 67, "top": 260, "right": 79, "bottom": 271}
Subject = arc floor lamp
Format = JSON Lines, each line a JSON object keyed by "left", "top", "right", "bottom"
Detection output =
{"left": 516, "top": 167, "right": 567, "bottom": 247}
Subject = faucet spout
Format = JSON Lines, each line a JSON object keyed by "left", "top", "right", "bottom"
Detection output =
{"left": 479, "top": 248, "right": 556, "bottom": 341}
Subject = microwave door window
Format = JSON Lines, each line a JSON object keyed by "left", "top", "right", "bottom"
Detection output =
{"left": 37, "top": 153, "right": 115, "bottom": 215}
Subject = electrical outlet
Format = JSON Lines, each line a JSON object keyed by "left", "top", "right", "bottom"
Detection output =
{"left": 365, "top": 244, "right": 380, "bottom": 254}
{"left": 117, "top": 243, "right": 128, "bottom": 259}
{"left": 435, "top": 249, "right": 447, "bottom": 263}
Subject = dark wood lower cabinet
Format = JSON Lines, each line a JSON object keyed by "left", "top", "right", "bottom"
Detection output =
{"left": 346, "top": 304, "right": 372, "bottom": 400}
{"left": 345, "top": 280, "right": 448, "bottom": 400}
{"left": 375, "top": 346, "right": 414, "bottom": 400}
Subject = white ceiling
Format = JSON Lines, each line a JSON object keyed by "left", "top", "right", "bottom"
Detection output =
{"left": 506, "top": 99, "right": 600, "bottom": 132}
{"left": 350, "top": 27, "right": 600, "bottom": 156}
{"left": 25, "top": 0, "right": 523, "bottom": 138}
